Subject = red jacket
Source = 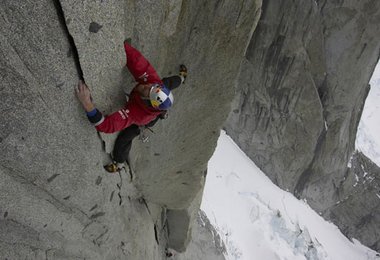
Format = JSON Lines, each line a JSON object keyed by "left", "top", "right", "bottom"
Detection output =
{"left": 92, "top": 43, "right": 163, "bottom": 134}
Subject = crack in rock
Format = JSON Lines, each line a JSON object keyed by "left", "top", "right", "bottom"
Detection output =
{"left": 138, "top": 198, "right": 152, "bottom": 216}
{"left": 52, "top": 0, "right": 84, "bottom": 80}
{"left": 154, "top": 224, "right": 159, "bottom": 245}
{"left": 47, "top": 174, "right": 60, "bottom": 183}
{"left": 90, "top": 212, "right": 105, "bottom": 220}
{"left": 117, "top": 172, "right": 123, "bottom": 206}
{"left": 95, "top": 176, "right": 102, "bottom": 185}
{"left": 89, "top": 204, "right": 98, "bottom": 212}
{"left": 110, "top": 191, "right": 115, "bottom": 202}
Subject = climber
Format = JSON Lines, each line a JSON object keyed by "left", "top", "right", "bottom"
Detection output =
{"left": 76, "top": 41, "right": 187, "bottom": 173}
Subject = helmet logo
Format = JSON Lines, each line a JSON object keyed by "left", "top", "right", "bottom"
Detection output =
{"left": 151, "top": 99, "right": 160, "bottom": 108}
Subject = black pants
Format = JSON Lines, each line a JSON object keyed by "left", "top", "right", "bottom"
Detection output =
{"left": 113, "top": 124, "right": 140, "bottom": 163}
{"left": 112, "top": 75, "right": 182, "bottom": 164}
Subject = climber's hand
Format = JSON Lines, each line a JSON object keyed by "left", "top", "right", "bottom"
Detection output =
{"left": 76, "top": 80, "right": 95, "bottom": 112}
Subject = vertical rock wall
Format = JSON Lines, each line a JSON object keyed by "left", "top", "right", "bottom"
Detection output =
{"left": 0, "top": 0, "right": 262, "bottom": 258}
{"left": 225, "top": 0, "right": 380, "bottom": 250}
{"left": 0, "top": 1, "right": 167, "bottom": 259}
{"left": 132, "top": 0, "right": 261, "bottom": 209}
{"left": 226, "top": 0, "right": 324, "bottom": 189}
{"left": 173, "top": 211, "right": 226, "bottom": 260}
{"left": 296, "top": 0, "right": 380, "bottom": 211}
{"left": 326, "top": 152, "right": 380, "bottom": 250}
{"left": 3, "top": 0, "right": 377, "bottom": 255}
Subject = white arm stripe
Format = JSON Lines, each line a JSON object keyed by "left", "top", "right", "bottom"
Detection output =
{"left": 94, "top": 116, "right": 105, "bottom": 126}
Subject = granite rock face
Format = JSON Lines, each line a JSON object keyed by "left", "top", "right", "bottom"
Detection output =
{"left": 226, "top": 0, "right": 325, "bottom": 189}
{"left": 130, "top": 0, "right": 261, "bottom": 209}
{"left": 173, "top": 210, "right": 226, "bottom": 260}
{"left": 2, "top": 0, "right": 379, "bottom": 257}
{"left": 0, "top": 0, "right": 261, "bottom": 258}
{"left": 225, "top": 0, "right": 380, "bottom": 251}
{"left": 325, "top": 152, "right": 380, "bottom": 251}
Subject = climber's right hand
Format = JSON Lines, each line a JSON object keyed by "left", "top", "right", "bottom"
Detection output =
{"left": 76, "top": 80, "right": 95, "bottom": 112}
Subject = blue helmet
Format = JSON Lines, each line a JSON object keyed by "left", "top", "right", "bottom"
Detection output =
{"left": 149, "top": 84, "right": 174, "bottom": 110}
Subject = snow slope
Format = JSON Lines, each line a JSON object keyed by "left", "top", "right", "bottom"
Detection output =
{"left": 356, "top": 62, "right": 380, "bottom": 167}
{"left": 201, "top": 131, "right": 380, "bottom": 260}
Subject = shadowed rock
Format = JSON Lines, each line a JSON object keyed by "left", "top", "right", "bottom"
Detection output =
{"left": 225, "top": 0, "right": 380, "bottom": 251}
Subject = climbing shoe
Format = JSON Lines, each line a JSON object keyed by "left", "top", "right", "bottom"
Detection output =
{"left": 179, "top": 64, "right": 187, "bottom": 82}
{"left": 104, "top": 162, "right": 124, "bottom": 173}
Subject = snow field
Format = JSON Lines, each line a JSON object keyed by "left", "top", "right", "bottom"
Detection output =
{"left": 201, "top": 131, "right": 379, "bottom": 260}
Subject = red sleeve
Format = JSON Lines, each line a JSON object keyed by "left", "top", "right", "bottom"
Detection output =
{"left": 95, "top": 108, "right": 134, "bottom": 134}
{"left": 124, "top": 42, "right": 162, "bottom": 84}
